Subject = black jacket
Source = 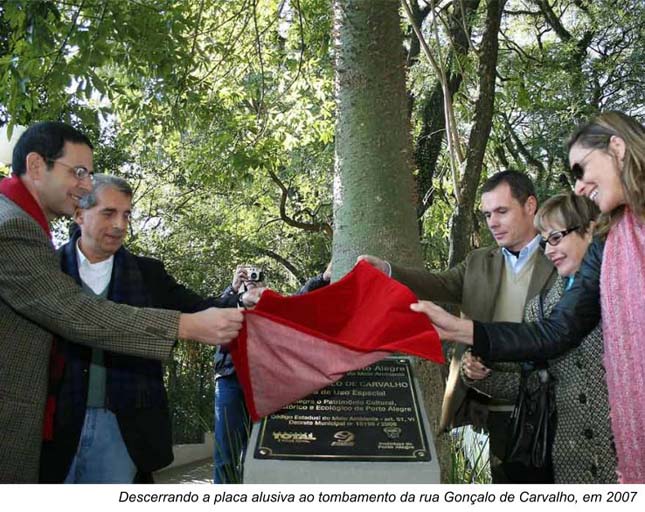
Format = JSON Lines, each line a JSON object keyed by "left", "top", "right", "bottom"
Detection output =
{"left": 295, "top": 273, "right": 330, "bottom": 295}
{"left": 473, "top": 238, "right": 604, "bottom": 362}
{"left": 40, "top": 241, "right": 237, "bottom": 483}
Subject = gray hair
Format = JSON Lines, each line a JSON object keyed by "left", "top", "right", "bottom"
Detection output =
{"left": 78, "top": 174, "right": 133, "bottom": 209}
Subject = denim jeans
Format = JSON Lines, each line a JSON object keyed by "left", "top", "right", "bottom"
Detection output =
{"left": 213, "top": 374, "right": 249, "bottom": 483}
{"left": 64, "top": 408, "right": 136, "bottom": 483}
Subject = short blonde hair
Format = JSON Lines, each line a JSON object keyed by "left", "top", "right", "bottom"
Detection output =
{"left": 534, "top": 193, "right": 599, "bottom": 235}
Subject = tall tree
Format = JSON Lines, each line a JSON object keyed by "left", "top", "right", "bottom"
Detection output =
{"left": 2, "top": 0, "right": 642, "bottom": 457}
{"left": 448, "top": 0, "right": 507, "bottom": 267}
{"left": 331, "top": 0, "right": 449, "bottom": 477}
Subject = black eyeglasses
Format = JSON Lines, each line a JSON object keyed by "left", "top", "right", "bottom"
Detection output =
{"left": 540, "top": 226, "right": 580, "bottom": 247}
{"left": 46, "top": 158, "right": 94, "bottom": 181}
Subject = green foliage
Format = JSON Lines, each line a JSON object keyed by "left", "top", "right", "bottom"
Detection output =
{"left": 407, "top": 0, "right": 643, "bottom": 264}
{"left": 165, "top": 343, "right": 216, "bottom": 444}
{"left": 2, "top": 0, "right": 642, "bottom": 455}
{"left": 489, "top": 0, "right": 644, "bottom": 189}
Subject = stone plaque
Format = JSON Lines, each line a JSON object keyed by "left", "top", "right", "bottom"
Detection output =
{"left": 253, "top": 358, "right": 431, "bottom": 462}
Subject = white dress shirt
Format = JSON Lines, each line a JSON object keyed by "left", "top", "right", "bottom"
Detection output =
{"left": 501, "top": 234, "right": 542, "bottom": 275}
{"left": 76, "top": 240, "right": 113, "bottom": 294}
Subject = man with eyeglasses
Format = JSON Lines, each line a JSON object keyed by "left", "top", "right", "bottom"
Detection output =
{"left": 360, "top": 170, "right": 557, "bottom": 483}
{"left": 0, "top": 121, "right": 245, "bottom": 483}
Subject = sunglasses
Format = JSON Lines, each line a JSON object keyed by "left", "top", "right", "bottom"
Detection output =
{"left": 569, "top": 147, "right": 604, "bottom": 182}
{"left": 570, "top": 162, "right": 584, "bottom": 181}
{"left": 540, "top": 226, "right": 580, "bottom": 248}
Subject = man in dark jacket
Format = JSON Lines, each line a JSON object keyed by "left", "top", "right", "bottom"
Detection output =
{"left": 39, "top": 174, "right": 258, "bottom": 483}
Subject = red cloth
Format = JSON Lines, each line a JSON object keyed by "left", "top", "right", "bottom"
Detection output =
{"left": 1, "top": 174, "right": 61, "bottom": 441}
{"left": 230, "top": 260, "right": 443, "bottom": 421}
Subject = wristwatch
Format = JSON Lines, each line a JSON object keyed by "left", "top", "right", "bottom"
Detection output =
{"left": 237, "top": 293, "right": 246, "bottom": 308}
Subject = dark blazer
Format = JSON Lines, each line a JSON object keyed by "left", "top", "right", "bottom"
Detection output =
{"left": 391, "top": 244, "right": 557, "bottom": 431}
{"left": 39, "top": 239, "right": 236, "bottom": 483}
{"left": 0, "top": 195, "right": 180, "bottom": 483}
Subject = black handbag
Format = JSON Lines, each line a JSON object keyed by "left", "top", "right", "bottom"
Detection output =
{"left": 504, "top": 294, "right": 556, "bottom": 470}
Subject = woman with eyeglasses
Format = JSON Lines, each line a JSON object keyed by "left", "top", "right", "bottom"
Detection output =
{"left": 463, "top": 193, "right": 617, "bottom": 482}
{"left": 412, "top": 111, "right": 645, "bottom": 482}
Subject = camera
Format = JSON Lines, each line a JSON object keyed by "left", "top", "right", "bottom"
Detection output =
{"left": 246, "top": 266, "right": 264, "bottom": 282}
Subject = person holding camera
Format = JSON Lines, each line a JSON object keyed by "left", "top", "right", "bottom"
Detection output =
{"left": 213, "top": 262, "right": 332, "bottom": 483}
{"left": 213, "top": 264, "right": 265, "bottom": 484}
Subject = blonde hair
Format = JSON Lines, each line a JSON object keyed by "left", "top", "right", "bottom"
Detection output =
{"left": 567, "top": 111, "right": 645, "bottom": 236}
{"left": 535, "top": 192, "right": 599, "bottom": 235}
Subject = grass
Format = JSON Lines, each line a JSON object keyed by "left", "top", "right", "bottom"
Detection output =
{"left": 448, "top": 426, "right": 491, "bottom": 483}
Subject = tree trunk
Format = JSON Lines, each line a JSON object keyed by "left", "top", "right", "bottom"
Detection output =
{"left": 332, "top": 0, "right": 449, "bottom": 481}
{"left": 448, "top": 0, "right": 507, "bottom": 267}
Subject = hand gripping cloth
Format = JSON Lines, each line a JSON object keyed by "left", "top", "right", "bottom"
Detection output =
{"left": 229, "top": 260, "right": 443, "bottom": 421}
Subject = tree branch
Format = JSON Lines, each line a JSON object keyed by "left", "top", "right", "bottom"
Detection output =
{"left": 266, "top": 167, "right": 333, "bottom": 237}
{"left": 533, "top": 0, "right": 572, "bottom": 41}
{"left": 402, "top": 0, "right": 465, "bottom": 203}
{"left": 248, "top": 245, "right": 306, "bottom": 284}
{"left": 503, "top": 114, "right": 546, "bottom": 178}
{"left": 40, "top": 0, "right": 86, "bottom": 89}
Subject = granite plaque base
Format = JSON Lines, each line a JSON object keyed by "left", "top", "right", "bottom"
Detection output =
{"left": 243, "top": 356, "right": 440, "bottom": 483}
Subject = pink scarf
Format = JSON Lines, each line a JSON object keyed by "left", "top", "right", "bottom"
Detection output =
{"left": 601, "top": 208, "right": 645, "bottom": 483}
